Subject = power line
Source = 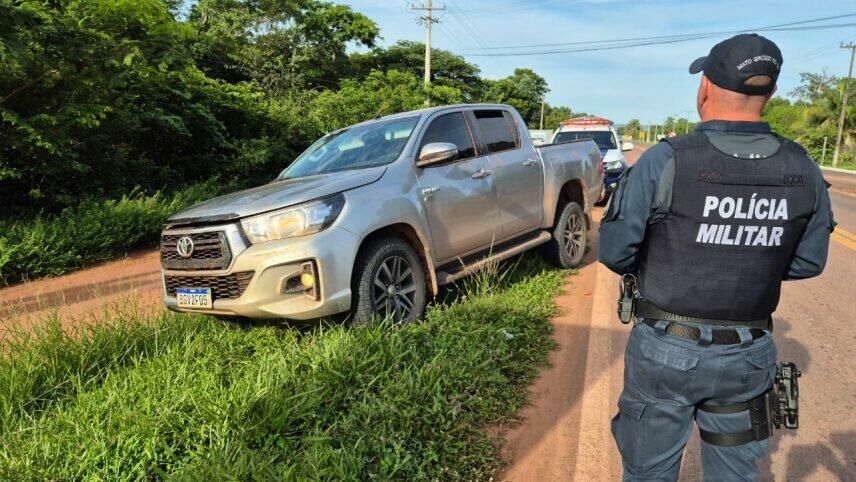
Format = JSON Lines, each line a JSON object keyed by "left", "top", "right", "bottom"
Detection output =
{"left": 461, "top": 12, "right": 856, "bottom": 51}
{"left": 455, "top": 0, "right": 565, "bottom": 18}
{"left": 463, "top": 22, "right": 856, "bottom": 57}
{"left": 445, "top": 0, "right": 492, "bottom": 54}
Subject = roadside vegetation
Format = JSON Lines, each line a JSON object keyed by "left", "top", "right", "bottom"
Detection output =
{"left": 620, "top": 72, "right": 856, "bottom": 168}
{"left": 0, "top": 180, "right": 234, "bottom": 285}
{"left": 0, "top": 0, "right": 577, "bottom": 285}
{"left": 0, "top": 255, "right": 566, "bottom": 480}
{"left": 762, "top": 72, "right": 856, "bottom": 169}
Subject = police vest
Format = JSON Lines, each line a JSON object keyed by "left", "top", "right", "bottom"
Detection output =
{"left": 638, "top": 131, "right": 818, "bottom": 321}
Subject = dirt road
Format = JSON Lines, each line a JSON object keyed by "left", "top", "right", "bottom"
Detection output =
{"left": 0, "top": 249, "right": 162, "bottom": 330}
{"left": 501, "top": 147, "right": 856, "bottom": 480}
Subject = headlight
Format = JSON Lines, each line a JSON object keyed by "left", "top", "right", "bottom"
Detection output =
{"left": 605, "top": 161, "right": 624, "bottom": 171}
{"left": 241, "top": 194, "right": 345, "bottom": 244}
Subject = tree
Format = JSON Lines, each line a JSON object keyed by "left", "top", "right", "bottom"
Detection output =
{"left": 761, "top": 72, "right": 856, "bottom": 163}
{"left": 624, "top": 119, "right": 642, "bottom": 138}
{"left": 482, "top": 68, "right": 549, "bottom": 127}
{"left": 189, "top": 0, "right": 379, "bottom": 92}
{"left": 543, "top": 105, "right": 572, "bottom": 130}
{"left": 311, "top": 70, "right": 429, "bottom": 132}
{"left": 0, "top": 0, "right": 196, "bottom": 211}
{"left": 350, "top": 41, "right": 483, "bottom": 101}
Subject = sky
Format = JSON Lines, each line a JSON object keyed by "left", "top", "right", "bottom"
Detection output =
{"left": 339, "top": 0, "right": 856, "bottom": 124}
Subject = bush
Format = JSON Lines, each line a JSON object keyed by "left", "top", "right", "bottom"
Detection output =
{"left": 0, "top": 180, "right": 233, "bottom": 285}
{"left": 0, "top": 256, "right": 566, "bottom": 480}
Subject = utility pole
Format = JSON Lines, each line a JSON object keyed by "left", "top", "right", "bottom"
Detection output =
{"left": 540, "top": 97, "right": 545, "bottom": 130}
{"left": 833, "top": 42, "right": 855, "bottom": 167}
{"left": 822, "top": 136, "right": 828, "bottom": 164}
{"left": 412, "top": 1, "right": 445, "bottom": 106}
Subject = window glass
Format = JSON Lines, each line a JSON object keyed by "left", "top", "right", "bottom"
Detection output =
{"left": 502, "top": 111, "right": 521, "bottom": 147}
{"left": 280, "top": 116, "right": 418, "bottom": 179}
{"left": 475, "top": 110, "right": 517, "bottom": 153}
{"left": 419, "top": 112, "right": 476, "bottom": 161}
{"left": 553, "top": 131, "right": 618, "bottom": 150}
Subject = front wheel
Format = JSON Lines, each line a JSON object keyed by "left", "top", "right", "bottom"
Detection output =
{"left": 351, "top": 237, "right": 428, "bottom": 326}
{"left": 540, "top": 202, "right": 588, "bottom": 268}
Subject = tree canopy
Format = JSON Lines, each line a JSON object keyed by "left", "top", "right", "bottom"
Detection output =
{"left": 0, "top": 0, "right": 579, "bottom": 216}
{"left": 763, "top": 72, "right": 855, "bottom": 164}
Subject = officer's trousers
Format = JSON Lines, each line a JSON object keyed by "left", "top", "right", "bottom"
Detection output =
{"left": 612, "top": 320, "right": 777, "bottom": 482}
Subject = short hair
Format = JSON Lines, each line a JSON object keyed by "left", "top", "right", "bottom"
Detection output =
{"left": 744, "top": 75, "right": 774, "bottom": 88}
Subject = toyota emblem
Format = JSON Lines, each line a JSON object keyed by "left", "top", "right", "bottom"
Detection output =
{"left": 176, "top": 236, "right": 195, "bottom": 258}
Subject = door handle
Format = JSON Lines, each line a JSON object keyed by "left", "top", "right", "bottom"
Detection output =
{"left": 471, "top": 169, "right": 492, "bottom": 179}
{"left": 523, "top": 159, "right": 538, "bottom": 167}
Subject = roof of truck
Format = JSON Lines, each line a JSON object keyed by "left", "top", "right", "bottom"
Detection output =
{"left": 337, "top": 104, "right": 517, "bottom": 133}
{"left": 379, "top": 103, "right": 513, "bottom": 119}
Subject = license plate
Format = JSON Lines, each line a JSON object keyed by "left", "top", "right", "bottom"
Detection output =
{"left": 176, "top": 288, "right": 212, "bottom": 309}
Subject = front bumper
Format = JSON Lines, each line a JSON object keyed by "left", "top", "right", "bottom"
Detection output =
{"left": 603, "top": 168, "right": 625, "bottom": 194}
{"left": 162, "top": 225, "right": 361, "bottom": 320}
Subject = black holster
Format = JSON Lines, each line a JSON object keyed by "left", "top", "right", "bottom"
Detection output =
{"left": 697, "top": 362, "right": 801, "bottom": 446}
{"left": 617, "top": 274, "right": 637, "bottom": 324}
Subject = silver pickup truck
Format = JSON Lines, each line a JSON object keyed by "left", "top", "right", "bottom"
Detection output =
{"left": 160, "top": 104, "right": 603, "bottom": 324}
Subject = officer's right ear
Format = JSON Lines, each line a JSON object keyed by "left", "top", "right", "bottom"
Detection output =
{"left": 697, "top": 76, "right": 711, "bottom": 118}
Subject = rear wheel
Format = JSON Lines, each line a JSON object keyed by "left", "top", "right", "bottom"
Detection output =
{"left": 541, "top": 202, "right": 587, "bottom": 268}
{"left": 351, "top": 237, "right": 427, "bottom": 326}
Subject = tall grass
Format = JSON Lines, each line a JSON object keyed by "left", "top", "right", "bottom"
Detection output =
{"left": 0, "top": 180, "right": 235, "bottom": 285}
{"left": 0, "top": 255, "right": 567, "bottom": 480}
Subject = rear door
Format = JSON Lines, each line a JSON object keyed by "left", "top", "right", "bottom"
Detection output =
{"left": 472, "top": 109, "right": 543, "bottom": 238}
{"left": 415, "top": 111, "right": 500, "bottom": 262}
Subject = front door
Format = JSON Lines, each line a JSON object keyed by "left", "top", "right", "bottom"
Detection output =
{"left": 415, "top": 111, "right": 500, "bottom": 262}
{"left": 473, "top": 109, "right": 543, "bottom": 237}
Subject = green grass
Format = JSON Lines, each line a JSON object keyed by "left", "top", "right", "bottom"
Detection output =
{"left": 0, "top": 180, "right": 236, "bottom": 286}
{"left": 0, "top": 256, "right": 568, "bottom": 480}
{"left": 820, "top": 161, "right": 856, "bottom": 171}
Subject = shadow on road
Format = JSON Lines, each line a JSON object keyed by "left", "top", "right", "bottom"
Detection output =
{"left": 783, "top": 430, "right": 856, "bottom": 481}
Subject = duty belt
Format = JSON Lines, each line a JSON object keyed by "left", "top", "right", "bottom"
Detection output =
{"left": 636, "top": 299, "right": 769, "bottom": 345}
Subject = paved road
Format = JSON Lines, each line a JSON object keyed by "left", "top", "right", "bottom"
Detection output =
{"left": 502, "top": 148, "right": 856, "bottom": 481}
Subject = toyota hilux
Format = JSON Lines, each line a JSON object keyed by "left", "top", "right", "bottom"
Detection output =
{"left": 160, "top": 104, "right": 602, "bottom": 325}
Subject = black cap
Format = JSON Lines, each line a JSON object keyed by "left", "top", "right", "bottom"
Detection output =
{"left": 689, "top": 33, "right": 782, "bottom": 96}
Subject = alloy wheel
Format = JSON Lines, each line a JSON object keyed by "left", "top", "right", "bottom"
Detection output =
{"left": 372, "top": 255, "right": 417, "bottom": 324}
{"left": 563, "top": 212, "right": 585, "bottom": 260}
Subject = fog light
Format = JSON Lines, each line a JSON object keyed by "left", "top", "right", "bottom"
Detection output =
{"left": 282, "top": 261, "right": 319, "bottom": 300}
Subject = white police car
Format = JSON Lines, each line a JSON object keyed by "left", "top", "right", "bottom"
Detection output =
{"left": 551, "top": 117, "right": 633, "bottom": 203}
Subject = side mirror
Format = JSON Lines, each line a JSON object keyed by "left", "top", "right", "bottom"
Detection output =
{"left": 621, "top": 142, "right": 634, "bottom": 152}
{"left": 417, "top": 142, "right": 458, "bottom": 167}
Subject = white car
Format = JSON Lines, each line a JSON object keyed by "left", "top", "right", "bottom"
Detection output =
{"left": 551, "top": 117, "right": 633, "bottom": 203}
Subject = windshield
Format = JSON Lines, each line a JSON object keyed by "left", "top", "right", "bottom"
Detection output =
{"left": 554, "top": 131, "right": 617, "bottom": 150}
{"left": 280, "top": 116, "right": 420, "bottom": 179}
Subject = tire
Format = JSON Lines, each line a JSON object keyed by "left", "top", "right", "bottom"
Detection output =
{"left": 351, "top": 237, "right": 428, "bottom": 326}
{"left": 541, "top": 202, "right": 588, "bottom": 268}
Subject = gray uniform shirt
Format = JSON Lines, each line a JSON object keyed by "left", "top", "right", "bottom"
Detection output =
{"left": 598, "top": 120, "right": 835, "bottom": 280}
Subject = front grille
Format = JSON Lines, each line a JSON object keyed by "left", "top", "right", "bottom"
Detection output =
{"left": 160, "top": 231, "right": 232, "bottom": 270}
{"left": 164, "top": 272, "right": 255, "bottom": 300}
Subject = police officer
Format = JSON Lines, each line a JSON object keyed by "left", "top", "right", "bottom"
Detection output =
{"left": 600, "top": 34, "right": 834, "bottom": 481}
